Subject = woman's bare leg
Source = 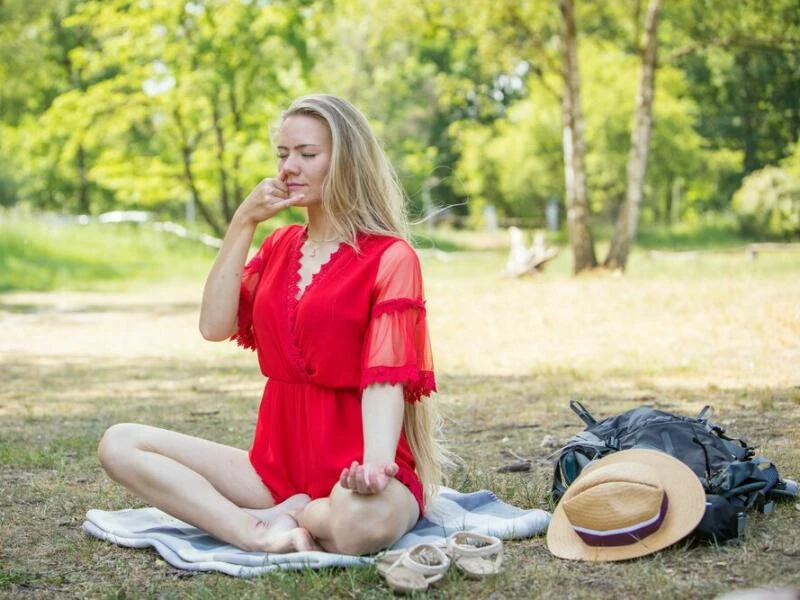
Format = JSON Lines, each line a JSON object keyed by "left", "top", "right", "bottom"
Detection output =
{"left": 98, "top": 423, "right": 317, "bottom": 552}
{"left": 297, "top": 480, "right": 419, "bottom": 555}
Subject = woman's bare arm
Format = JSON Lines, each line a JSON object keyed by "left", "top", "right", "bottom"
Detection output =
{"left": 199, "top": 178, "right": 301, "bottom": 341}
{"left": 198, "top": 216, "right": 258, "bottom": 341}
{"left": 340, "top": 382, "right": 405, "bottom": 494}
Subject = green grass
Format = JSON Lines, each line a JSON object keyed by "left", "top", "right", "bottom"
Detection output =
{"left": 0, "top": 215, "right": 473, "bottom": 293}
{"left": 5, "top": 211, "right": 794, "bottom": 293}
{"left": 0, "top": 216, "right": 216, "bottom": 292}
{"left": 636, "top": 220, "right": 746, "bottom": 250}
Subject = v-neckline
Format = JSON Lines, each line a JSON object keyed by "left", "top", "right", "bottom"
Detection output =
{"left": 284, "top": 227, "right": 348, "bottom": 380}
{"left": 289, "top": 226, "right": 346, "bottom": 304}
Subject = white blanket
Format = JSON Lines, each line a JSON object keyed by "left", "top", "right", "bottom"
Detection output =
{"left": 83, "top": 487, "right": 551, "bottom": 577}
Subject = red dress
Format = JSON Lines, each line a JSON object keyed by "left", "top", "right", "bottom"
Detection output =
{"left": 231, "top": 224, "right": 436, "bottom": 516}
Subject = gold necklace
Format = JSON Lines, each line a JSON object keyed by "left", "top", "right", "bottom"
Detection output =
{"left": 304, "top": 237, "right": 341, "bottom": 258}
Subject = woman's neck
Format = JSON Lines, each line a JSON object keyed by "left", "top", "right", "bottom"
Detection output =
{"left": 306, "top": 206, "right": 341, "bottom": 242}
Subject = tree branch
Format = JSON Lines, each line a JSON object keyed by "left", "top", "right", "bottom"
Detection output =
{"left": 665, "top": 35, "right": 800, "bottom": 63}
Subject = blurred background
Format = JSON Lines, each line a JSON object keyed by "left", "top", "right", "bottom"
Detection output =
{"left": 0, "top": 0, "right": 798, "bottom": 287}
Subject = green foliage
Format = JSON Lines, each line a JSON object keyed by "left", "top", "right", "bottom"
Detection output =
{"left": 666, "top": 0, "right": 800, "bottom": 196}
{"left": 450, "top": 38, "right": 742, "bottom": 227}
{"left": 451, "top": 94, "right": 562, "bottom": 224}
{"left": 0, "top": 0, "right": 797, "bottom": 238}
{"left": 308, "top": 0, "right": 518, "bottom": 217}
{"left": 732, "top": 167, "right": 800, "bottom": 239}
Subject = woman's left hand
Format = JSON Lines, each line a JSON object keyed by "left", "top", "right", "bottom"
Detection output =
{"left": 339, "top": 460, "right": 398, "bottom": 495}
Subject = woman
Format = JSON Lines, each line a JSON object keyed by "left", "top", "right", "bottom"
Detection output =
{"left": 98, "top": 94, "right": 447, "bottom": 555}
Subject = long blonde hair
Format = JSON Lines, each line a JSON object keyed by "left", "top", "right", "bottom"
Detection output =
{"left": 281, "top": 94, "right": 451, "bottom": 505}
{"left": 281, "top": 94, "right": 407, "bottom": 246}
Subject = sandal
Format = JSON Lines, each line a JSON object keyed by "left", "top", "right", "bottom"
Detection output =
{"left": 376, "top": 543, "right": 450, "bottom": 594}
{"left": 446, "top": 532, "right": 504, "bottom": 579}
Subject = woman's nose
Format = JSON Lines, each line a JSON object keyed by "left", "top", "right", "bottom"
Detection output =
{"left": 279, "top": 154, "right": 299, "bottom": 179}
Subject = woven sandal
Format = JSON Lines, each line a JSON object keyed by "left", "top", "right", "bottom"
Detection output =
{"left": 376, "top": 543, "right": 450, "bottom": 594}
{"left": 446, "top": 532, "right": 504, "bottom": 579}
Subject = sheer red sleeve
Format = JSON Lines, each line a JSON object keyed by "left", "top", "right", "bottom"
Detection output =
{"left": 360, "top": 240, "right": 436, "bottom": 403}
{"left": 229, "top": 236, "right": 272, "bottom": 350}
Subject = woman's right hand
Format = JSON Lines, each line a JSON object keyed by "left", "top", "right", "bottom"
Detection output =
{"left": 233, "top": 177, "right": 305, "bottom": 227}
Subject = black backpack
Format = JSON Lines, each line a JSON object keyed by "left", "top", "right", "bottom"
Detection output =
{"left": 551, "top": 400, "right": 798, "bottom": 543}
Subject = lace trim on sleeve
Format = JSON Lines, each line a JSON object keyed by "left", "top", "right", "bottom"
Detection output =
{"left": 360, "top": 366, "right": 437, "bottom": 404}
{"left": 371, "top": 298, "right": 426, "bottom": 319}
{"left": 230, "top": 319, "right": 256, "bottom": 350}
{"left": 228, "top": 255, "right": 264, "bottom": 351}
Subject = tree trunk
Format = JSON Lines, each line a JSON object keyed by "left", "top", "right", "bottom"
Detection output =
{"left": 228, "top": 85, "right": 244, "bottom": 212}
{"left": 605, "top": 0, "right": 661, "bottom": 271}
{"left": 669, "top": 177, "right": 684, "bottom": 225}
{"left": 211, "top": 91, "right": 232, "bottom": 223}
{"left": 76, "top": 143, "right": 90, "bottom": 214}
{"left": 559, "top": 0, "right": 597, "bottom": 273}
{"left": 181, "top": 144, "right": 223, "bottom": 238}
{"left": 174, "top": 108, "right": 223, "bottom": 238}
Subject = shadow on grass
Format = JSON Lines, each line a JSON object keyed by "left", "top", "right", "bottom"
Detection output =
{"left": 3, "top": 359, "right": 797, "bottom": 467}
{"left": 2, "top": 359, "right": 799, "bottom": 599}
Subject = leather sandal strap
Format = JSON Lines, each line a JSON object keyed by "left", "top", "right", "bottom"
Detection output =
{"left": 401, "top": 543, "right": 450, "bottom": 577}
{"left": 447, "top": 533, "right": 503, "bottom": 558}
{"left": 383, "top": 543, "right": 450, "bottom": 582}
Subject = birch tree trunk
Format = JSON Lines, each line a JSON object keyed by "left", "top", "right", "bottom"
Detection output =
{"left": 559, "top": 0, "right": 597, "bottom": 274}
{"left": 605, "top": 0, "right": 662, "bottom": 270}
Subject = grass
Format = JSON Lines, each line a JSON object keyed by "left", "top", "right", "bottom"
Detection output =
{"left": 1, "top": 221, "right": 800, "bottom": 598}
{"left": 0, "top": 214, "right": 473, "bottom": 293}
{"left": 0, "top": 214, "right": 217, "bottom": 292}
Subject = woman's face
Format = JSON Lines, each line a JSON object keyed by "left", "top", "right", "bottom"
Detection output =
{"left": 277, "top": 115, "right": 332, "bottom": 207}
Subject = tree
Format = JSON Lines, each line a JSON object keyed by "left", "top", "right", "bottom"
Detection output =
{"left": 604, "top": 0, "right": 661, "bottom": 270}
{"left": 0, "top": 0, "right": 114, "bottom": 212}
{"left": 559, "top": 0, "right": 597, "bottom": 272}
{"left": 60, "top": 0, "right": 315, "bottom": 234}
{"left": 664, "top": 0, "right": 800, "bottom": 201}
{"left": 309, "top": 0, "right": 528, "bottom": 220}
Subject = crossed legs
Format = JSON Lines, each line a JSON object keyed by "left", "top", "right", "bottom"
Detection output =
{"left": 98, "top": 423, "right": 317, "bottom": 552}
{"left": 97, "top": 424, "right": 419, "bottom": 555}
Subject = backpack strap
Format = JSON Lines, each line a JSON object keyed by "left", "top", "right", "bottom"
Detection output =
{"left": 696, "top": 405, "right": 713, "bottom": 422}
{"left": 696, "top": 407, "right": 755, "bottom": 461}
{"left": 570, "top": 399, "right": 597, "bottom": 426}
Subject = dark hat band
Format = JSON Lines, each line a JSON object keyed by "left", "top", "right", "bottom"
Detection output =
{"left": 573, "top": 495, "right": 669, "bottom": 547}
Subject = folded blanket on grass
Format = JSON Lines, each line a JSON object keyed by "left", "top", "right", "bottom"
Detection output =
{"left": 82, "top": 487, "right": 551, "bottom": 577}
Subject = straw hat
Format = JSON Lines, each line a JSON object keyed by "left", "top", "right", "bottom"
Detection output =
{"left": 547, "top": 449, "right": 706, "bottom": 561}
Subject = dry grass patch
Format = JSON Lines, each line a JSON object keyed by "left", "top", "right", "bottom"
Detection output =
{"left": 1, "top": 247, "right": 799, "bottom": 598}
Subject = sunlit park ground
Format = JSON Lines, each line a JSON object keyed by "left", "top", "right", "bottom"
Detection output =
{"left": 2, "top": 219, "right": 799, "bottom": 598}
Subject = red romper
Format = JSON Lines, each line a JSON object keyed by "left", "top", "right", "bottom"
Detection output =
{"left": 231, "top": 224, "right": 436, "bottom": 517}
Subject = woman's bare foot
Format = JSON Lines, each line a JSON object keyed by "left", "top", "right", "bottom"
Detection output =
{"left": 243, "top": 493, "right": 311, "bottom": 523}
{"left": 259, "top": 527, "right": 321, "bottom": 553}
{"left": 250, "top": 513, "right": 323, "bottom": 553}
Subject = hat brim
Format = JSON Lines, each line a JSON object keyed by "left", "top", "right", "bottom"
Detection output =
{"left": 546, "top": 448, "right": 706, "bottom": 561}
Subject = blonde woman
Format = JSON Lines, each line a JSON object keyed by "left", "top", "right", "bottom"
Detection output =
{"left": 98, "top": 94, "right": 446, "bottom": 555}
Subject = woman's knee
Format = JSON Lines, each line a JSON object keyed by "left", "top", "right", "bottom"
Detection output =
{"left": 97, "top": 423, "right": 144, "bottom": 476}
{"left": 328, "top": 492, "right": 407, "bottom": 555}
